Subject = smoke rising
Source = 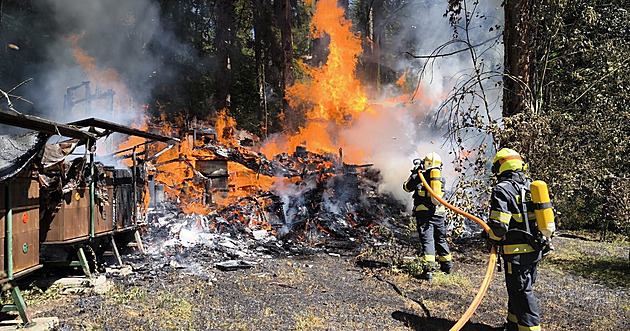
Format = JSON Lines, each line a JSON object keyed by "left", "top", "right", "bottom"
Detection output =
{"left": 25, "top": 0, "right": 187, "bottom": 125}
{"left": 338, "top": 1, "right": 504, "bottom": 208}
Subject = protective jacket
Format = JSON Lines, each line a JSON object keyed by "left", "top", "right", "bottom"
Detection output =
{"left": 403, "top": 168, "right": 446, "bottom": 216}
{"left": 403, "top": 167, "right": 451, "bottom": 273}
{"left": 487, "top": 170, "right": 542, "bottom": 331}
{"left": 487, "top": 171, "right": 542, "bottom": 264}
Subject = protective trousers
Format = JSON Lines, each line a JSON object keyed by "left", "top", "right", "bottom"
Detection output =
{"left": 504, "top": 261, "right": 541, "bottom": 331}
{"left": 416, "top": 213, "right": 451, "bottom": 271}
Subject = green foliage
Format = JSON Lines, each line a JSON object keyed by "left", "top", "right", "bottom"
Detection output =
{"left": 505, "top": 0, "right": 630, "bottom": 234}
{"left": 392, "top": 255, "right": 431, "bottom": 279}
{"left": 442, "top": 0, "right": 630, "bottom": 237}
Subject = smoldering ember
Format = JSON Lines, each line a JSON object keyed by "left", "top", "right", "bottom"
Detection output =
{"left": 1, "top": 0, "right": 630, "bottom": 330}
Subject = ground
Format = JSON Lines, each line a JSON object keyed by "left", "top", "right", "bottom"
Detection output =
{"left": 3, "top": 231, "right": 630, "bottom": 331}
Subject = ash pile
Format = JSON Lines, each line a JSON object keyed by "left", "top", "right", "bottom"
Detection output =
{"left": 132, "top": 138, "right": 409, "bottom": 276}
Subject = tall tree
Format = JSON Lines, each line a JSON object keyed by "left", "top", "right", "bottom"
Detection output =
{"left": 367, "top": 0, "right": 384, "bottom": 93}
{"left": 215, "top": 0, "right": 236, "bottom": 111}
{"left": 252, "top": 0, "right": 267, "bottom": 136}
{"left": 502, "top": 0, "right": 536, "bottom": 118}
{"left": 275, "top": 0, "right": 295, "bottom": 132}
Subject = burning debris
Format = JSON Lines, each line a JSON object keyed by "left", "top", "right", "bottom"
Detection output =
{"left": 132, "top": 117, "right": 409, "bottom": 273}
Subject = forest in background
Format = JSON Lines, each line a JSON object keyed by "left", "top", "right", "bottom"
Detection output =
{"left": 0, "top": 0, "right": 629, "bottom": 238}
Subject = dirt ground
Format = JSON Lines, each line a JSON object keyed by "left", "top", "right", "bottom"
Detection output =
{"left": 2, "top": 229, "right": 627, "bottom": 331}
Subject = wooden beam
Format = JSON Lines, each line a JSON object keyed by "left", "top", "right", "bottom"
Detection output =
{"left": 0, "top": 109, "right": 94, "bottom": 139}
{"left": 69, "top": 118, "right": 178, "bottom": 143}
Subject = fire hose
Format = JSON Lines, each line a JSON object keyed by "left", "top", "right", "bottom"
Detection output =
{"left": 418, "top": 172, "right": 498, "bottom": 331}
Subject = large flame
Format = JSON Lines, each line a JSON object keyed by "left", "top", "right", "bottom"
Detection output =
{"left": 262, "top": 0, "right": 373, "bottom": 164}
{"left": 112, "top": 0, "right": 445, "bottom": 225}
{"left": 147, "top": 112, "right": 276, "bottom": 215}
{"left": 292, "top": 0, "right": 370, "bottom": 124}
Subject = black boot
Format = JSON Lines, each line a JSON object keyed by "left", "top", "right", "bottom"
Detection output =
{"left": 421, "top": 270, "right": 433, "bottom": 282}
{"left": 440, "top": 262, "right": 452, "bottom": 274}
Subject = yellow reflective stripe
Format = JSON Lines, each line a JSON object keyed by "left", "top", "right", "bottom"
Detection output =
{"left": 513, "top": 213, "right": 523, "bottom": 222}
{"left": 423, "top": 255, "right": 435, "bottom": 262}
{"left": 507, "top": 312, "right": 518, "bottom": 323}
{"left": 415, "top": 205, "right": 445, "bottom": 212}
{"left": 503, "top": 244, "right": 535, "bottom": 254}
{"left": 507, "top": 262, "right": 512, "bottom": 274}
{"left": 528, "top": 212, "right": 536, "bottom": 220}
{"left": 518, "top": 324, "right": 541, "bottom": 331}
{"left": 490, "top": 210, "right": 511, "bottom": 224}
{"left": 415, "top": 205, "right": 429, "bottom": 211}
{"left": 438, "top": 254, "right": 452, "bottom": 262}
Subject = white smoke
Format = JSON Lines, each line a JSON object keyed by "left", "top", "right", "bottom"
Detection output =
{"left": 31, "top": 0, "right": 185, "bottom": 125}
{"left": 341, "top": 1, "right": 504, "bottom": 209}
{"left": 271, "top": 178, "right": 317, "bottom": 236}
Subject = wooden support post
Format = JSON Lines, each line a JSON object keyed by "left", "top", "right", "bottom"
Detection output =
{"left": 133, "top": 230, "right": 146, "bottom": 254}
{"left": 1, "top": 286, "right": 33, "bottom": 326}
{"left": 77, "top": 247, "right": 92, "bottom": 278}
{"left": 109, "top": 235, "right": 123, "bottom": 266}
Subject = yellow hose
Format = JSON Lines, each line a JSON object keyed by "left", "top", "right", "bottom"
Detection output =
{"left": 418, "top": 171, "right": 497, "bottom": 331}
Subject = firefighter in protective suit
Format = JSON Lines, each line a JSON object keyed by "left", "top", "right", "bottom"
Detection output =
{"left": 403, "top": 152, "right": 452, "bottom": 281}
{"left": 486, "top": 148, "right": 543, "bottom": 331}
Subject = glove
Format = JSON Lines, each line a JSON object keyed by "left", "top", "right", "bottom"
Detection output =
{"left": 481, "top": 231, "right": 500, "bottom": 252}
{"left": 409, "top": 166, "right": 421, "bottom": 179}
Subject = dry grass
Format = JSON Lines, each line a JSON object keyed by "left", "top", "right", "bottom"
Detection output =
{"left": 11, "top": 230, "right": 630, "bottom": 330}
{"left": 541, "top": 234, "right": 630, "bottom": 287}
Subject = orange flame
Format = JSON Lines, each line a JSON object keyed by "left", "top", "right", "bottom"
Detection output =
{"left": 215, "top": 109, "right": 238, "bottom": 147}
{"left": 262, "top": 0, "right": 373, "bottom": 164}
{"left": 66, "top": 32, "right": 120, "bottom": 83}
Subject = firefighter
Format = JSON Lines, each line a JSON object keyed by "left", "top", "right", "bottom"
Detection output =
{"left": 486, "top": 148, "right": 543, "bottom": 331}
{"left": 403, "top": 152, "right": 452, "bottom": 281}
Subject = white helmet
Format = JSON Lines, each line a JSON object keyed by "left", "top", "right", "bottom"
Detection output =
{"left": 423, "top": 152, "right": 442, "bottom": 170}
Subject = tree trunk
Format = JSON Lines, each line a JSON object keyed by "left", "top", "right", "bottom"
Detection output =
{"left": 275, "top": 0, "right": 295, "bottom": 132}
{"left": 368, "top": 0, "right": 384, "bottom": 93}
{"left": 252, "top": 0, "right": 268, "bottom": 137}
{"left": 338, "top": 0, "right": 348, "bottom": 18}
{"left": 503, "top": 0, "right": 535, "bottom": 117}
{"left": 215, "top": 0, "right": 235, "bottom": 112}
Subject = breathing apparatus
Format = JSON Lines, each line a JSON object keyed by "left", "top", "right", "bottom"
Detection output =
{"left": 530, "top": 180, "right": 555, "bottom": 240}
{"left": 493, "top": 148, "right": 555, "bottom": 245}
{"left": 413, "top": 152, "right": 443, "bottom": 205}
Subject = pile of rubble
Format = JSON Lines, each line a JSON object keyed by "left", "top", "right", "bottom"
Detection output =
{"left": 135, "top": 153, "right": 410, "bottom": 276}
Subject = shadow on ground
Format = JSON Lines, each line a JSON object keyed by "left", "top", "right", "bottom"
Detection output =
{"left": 392, "top": 311, "right": 503, "bottom": 331}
